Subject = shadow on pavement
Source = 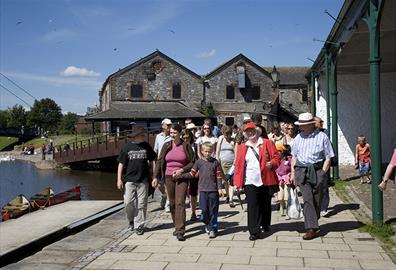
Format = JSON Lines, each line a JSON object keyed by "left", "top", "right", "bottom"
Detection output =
{"left": 326, "top": 203, "right": 360, "bottom": 217}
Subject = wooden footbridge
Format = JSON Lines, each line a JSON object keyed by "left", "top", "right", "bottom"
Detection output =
{"left": 53, "top": 129, "right": 157, "bottom": 165}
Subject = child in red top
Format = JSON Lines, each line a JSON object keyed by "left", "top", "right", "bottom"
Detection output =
{"left": 355, "top": 135, "right": 371, "bottom": 184}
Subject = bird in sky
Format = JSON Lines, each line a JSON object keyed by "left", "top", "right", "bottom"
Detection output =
{"left": 128, "top": 27, "right": 136, "bottom": 31}
{"left": 16, "top": 21, "right": 22, "bottom": 25}
{"left": 168, "top": 29, "right": 175, "bottom": 34}
{"left": 113, "top": 48, "right": 117, "bottom": 51}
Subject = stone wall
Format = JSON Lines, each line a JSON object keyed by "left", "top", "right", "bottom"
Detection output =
{"left": 206, "top": 60, "right": 276, "bottom": 126}
{"left": 109, "top": 55, "right": 203, "bottom": 108}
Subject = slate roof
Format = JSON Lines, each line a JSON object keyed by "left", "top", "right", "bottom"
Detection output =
{"left": 85, "top": 101, "right": 204, "bottom": 121}
{"left": 262, "top": 66, "right": 309, "bottom": 85}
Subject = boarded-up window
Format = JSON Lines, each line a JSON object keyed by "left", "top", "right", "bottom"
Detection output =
{"left": 131, "top": 84, "right": 143, "bottom": 98}
{"left": 226, "top": 85, "right": 235, "bottom": 99}
{"left": 252, "top": 86, "right": 260, "bottom": 100}
{"left": 225, "top": 117, "right": 234, "bottom": 126}
{"left": 172, "top": 82, "right": 181, "bottom": 99}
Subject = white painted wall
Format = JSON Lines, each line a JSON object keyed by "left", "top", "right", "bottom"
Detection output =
{"left": 316, "top": 72, "right": 396, "bottom": 165}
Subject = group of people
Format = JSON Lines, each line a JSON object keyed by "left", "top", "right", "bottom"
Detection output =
{"left": 116, "top": 111, "right": 392, "bottom": 242}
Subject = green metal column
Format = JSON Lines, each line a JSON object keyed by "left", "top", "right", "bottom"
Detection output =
{"left": 366, "top": 0, "right": 384, "bottom": 224}
{"left": 311, "top": 71, "right": 316, "bottom": 116}
{"left": 324, "top": 51, "right": 331, "bottom": 133}
{"left": 329, "top": 55, "right": 339, "bottom": 179}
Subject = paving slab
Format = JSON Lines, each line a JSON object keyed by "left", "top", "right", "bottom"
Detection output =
{"left": 0, "top": 200, "right": 122, "bottom": 257}
{"left": 3, "top": 185, "right": 396, "bottom": 270}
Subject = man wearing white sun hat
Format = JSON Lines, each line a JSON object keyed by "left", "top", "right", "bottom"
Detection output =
{"left": 290, "top": 112, "right": 334, "bottom": 240}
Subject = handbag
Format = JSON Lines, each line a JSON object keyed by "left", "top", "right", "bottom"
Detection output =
{"left": 287, "top": 186, "right": 303, "bottom": 219}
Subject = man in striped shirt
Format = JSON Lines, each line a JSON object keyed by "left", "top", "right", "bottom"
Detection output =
{"left": 291, "top": 112, "right": 334, "bottom": 240}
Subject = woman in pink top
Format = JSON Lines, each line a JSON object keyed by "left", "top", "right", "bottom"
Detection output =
{"left": 153, "top": 123, "right": 195, "bottom": 241}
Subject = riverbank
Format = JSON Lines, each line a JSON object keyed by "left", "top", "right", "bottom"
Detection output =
{"left": 1, "top": 150, "right": 60, "bottom": 170}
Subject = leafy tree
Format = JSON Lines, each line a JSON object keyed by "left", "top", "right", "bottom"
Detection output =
{"left": 0, "top": 110, "right": 8, "bottom": 128}
{"left": 7, "top": 105, "right": 27, "bottom": 128}
{"left": 27, "top": 98, "right": 62, "bottom": 133}
{"left": 58, "top": 112, "right": 79, "bottom": 134}
{"left": 199, "top": 102, "right": 215, "bottom": 117}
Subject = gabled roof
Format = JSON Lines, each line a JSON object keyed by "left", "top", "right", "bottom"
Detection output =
{"left": 205, "top": 53, "right": 271, "bottom": 79}
{"left": 85, "top": 101, "right": 204, "bottom": 121}
{"left": 100, "top": 50, "right": 202, "bottom": 96}
{"left": 262, "top": 66, "right": 309, "bottom": 85}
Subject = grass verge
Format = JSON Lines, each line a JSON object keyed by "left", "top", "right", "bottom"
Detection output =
{"left": 0, "top": 136, "right": 18, "bottom": 151}
{"left": 360, "top": 223, "right": 395, "bottom": 247}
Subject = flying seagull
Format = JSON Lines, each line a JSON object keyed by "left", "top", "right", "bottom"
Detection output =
{"left": 168, "top": 29, "right": 175, "bottom": 34}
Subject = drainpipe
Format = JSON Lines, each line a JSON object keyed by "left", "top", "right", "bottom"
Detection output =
{"left": 324, "top": 51, "right": 331, "bottom": 133}
{"left": 311, "top": 71, "right": 316, "bottom": 116}
{"left": 365, "top": 0, "right": 384, "bottom": 224}
{"left": 329, "top": 54, "right": 339, "bottom": 179}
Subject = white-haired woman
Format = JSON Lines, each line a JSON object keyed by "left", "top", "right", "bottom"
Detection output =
{"left": 233, "top": 123, "right": 281, "bottom": 241}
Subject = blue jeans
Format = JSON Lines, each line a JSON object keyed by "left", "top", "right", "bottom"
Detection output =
{"left": 199, "top": 191, "right": 219, "bottom": 231}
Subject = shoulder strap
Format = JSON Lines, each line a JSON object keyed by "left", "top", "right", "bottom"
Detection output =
{"left": 248, "top": 146, "right": 260, "bottom": 162}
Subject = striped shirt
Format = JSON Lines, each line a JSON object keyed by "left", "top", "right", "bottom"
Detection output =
{"left": 291, "top": 130, "right": 334, "bottom": 164}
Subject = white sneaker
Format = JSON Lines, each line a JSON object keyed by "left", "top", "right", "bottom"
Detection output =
{"left": 320, "top": 210, "right": 329, "bottom": 217}
{"left": 165, "top": 200, "right": 170, "bottom": 213}
{"left": 208, "top": 230, "right": 216, "bottom": 238}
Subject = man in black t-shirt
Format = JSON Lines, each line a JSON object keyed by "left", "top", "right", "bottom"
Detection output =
{"left": 117, "top": 129, "right": 157, "bottom": 235}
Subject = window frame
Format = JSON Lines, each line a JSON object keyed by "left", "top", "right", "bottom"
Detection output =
{"left": 225, "top": 84, "right": 235, "bottom": 100}
{"left": 129, "top": 81, "right": 144, "bottom": 99}
{"left": 251, "top": 85, "right": 261, "bottom": 100}
{"left": 172, "top": 81, "right": 182, "bottom": 99}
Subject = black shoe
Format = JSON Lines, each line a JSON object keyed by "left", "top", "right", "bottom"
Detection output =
{"left": 249, "top": 233, "right": 260, "bottom": 241}
{"left": 128, "top": 222, "right": 134, "bottom": 231}
{"left": 225, "top": 197, "right": 230, "bottom": 204}
{"left": 262, "top": 226, "right": 270, "bottom": 232}
{"left": 190, "top": 213, "right": 198, "bottom": 221}
{"left": 135, "top": 227, "right": 144, "bottom": 235}
{"left": 176, "top": 233, "right": 186, "bottom": 241}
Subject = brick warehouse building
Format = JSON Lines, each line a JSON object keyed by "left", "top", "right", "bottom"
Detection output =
{"left": 86, "top": 50, "right": 309, "bottom": 132}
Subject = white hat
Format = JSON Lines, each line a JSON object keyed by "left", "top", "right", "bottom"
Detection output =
{"left": 186, "top": 123, "right": 197, "bottom": 130}
{"left": 243, "top": 116, "right": 251, "bottom": 122}
{"left": 294, "top": 112, "right": 316, "bottom": 125}
{"left": 161, "top": 118, "right": 172, "bottom": 125}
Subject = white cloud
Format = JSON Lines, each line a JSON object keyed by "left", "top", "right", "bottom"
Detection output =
{"left": 196, "top": 49, "right": 216, "bottom": 59}
{"left": 61, "top": 66, "right": 101, "bottom": 77}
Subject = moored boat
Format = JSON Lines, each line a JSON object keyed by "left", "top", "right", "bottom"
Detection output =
{"left": 30, "top": 186, "right": 81, "bottom": 209}
{"left": 1, "top": 194, "right": 31, "bottom": 221}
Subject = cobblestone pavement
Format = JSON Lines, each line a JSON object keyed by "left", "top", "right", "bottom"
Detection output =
{"left": 69, "top": 189, "right": 396, "bottom": 270}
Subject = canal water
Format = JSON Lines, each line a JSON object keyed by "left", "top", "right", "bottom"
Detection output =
{"left": 0, "top": 160, "right": 122, "bottom": 208}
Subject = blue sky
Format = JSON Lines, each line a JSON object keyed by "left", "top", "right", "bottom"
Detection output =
{"left": 0, "top": 0, "right": 343, "bottom": 114}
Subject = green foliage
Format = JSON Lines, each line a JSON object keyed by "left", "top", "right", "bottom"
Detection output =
{"left": 199, "top": 102, "right": 215, "bottom": 117}
{"left": 6, "top": 105, "right": 27, "bottom": 128}
{"left": 58, "top": 112, "right": 79, "bottom": 134}
{"left": 0, "top": 110, "right": 8, "bottom": 128}
{"left": 27, "top": 98, "right": 62, "bottom": 133}
{"left": 0, "top": 136, "right": 18, "bottom": 151}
